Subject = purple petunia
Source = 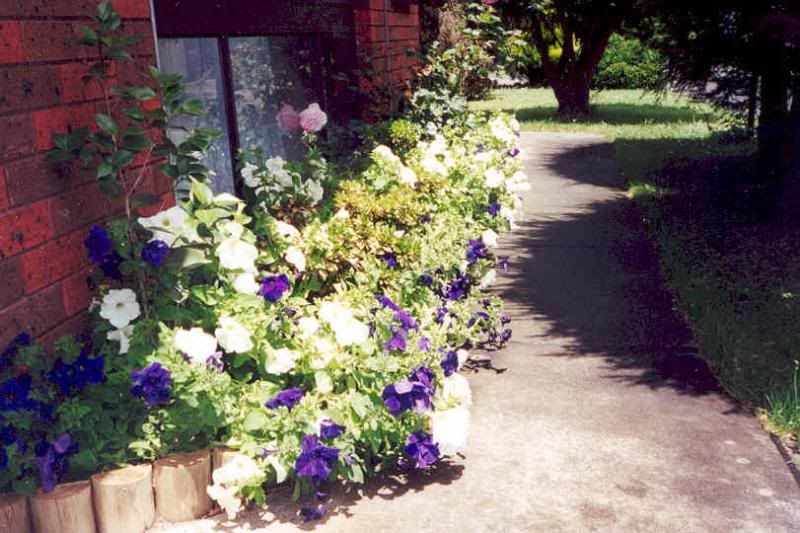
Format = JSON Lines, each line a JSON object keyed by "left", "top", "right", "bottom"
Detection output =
{"left": 394, "top": 310, "right": 418, "bottom": 332}
{"left": 85, "top": 226, "right": 113, "bottom": 264}
{"left": 419, "top": 214, "right": 432, "bottom": 224}
{"left": 130, "top": 363, "right": 171, "bottom": 407}
{"left": 142, "top": 239, "right": 170, "bottom": 267}
{"left": 418, "top": 272, "right": 434, "bottom": 287}
{"left": 404, "top": 431, "right": 440, "bottom": 469}
{"left": 300, "top": 503, "right": 329, "bottom": 522}
{"left": 500, "top": 328, "right": 513, "bottom": 343}
{"left": 206, "top": 352, "right": 224, "bottom": 372}
{"left": 380, "top": 252, "right": 399, "bottom": 269}
{"left": 384, "top": 327, "right": 407, "bottom": 353}
{"left": 294, "top": 435, "right": 340, "bottom": 484}
{"left": 99, "top": 251, "right": 124, "bottom": 280}
{"left": 435, "top": 306, "right": 449, "bottom": 324}
{"left": 506, "top": 147, "right": 520, "bottom": 158}
{"left": 35, "top": 433, "right": 76, "bottom": 492}
{"left": 382, "top": 366, "right": 435, "bottom": 416}
{"left": 265, "top": 387, "right": 304, "bottom": 411}
{"left": 466, "top": 239, "right": 488, "bottom": 266}
{"left": 374, "top": 294, "right": 400, "bottom": 311}
{"left": 499, "top": 257, "right": 509, "bottom": 272}
{"left": 259, "top": 274, "right": 291, "bottom": 303}
{"left": 488, "top": 203, "right": 501, "bottom": 217}
{"left": 445, "top": 273, "right": 473, "bottom": 301}
{"left": 418, "top": 336, "right": 431, "bottom": 352}
{"left": 440, "top": 350, "right": 459, "bottom": 377}
{"left": 319, "top": 420, "right": 345, "bottom": 440}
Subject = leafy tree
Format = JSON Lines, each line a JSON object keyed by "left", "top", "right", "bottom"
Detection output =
{"left": 645, "top": 0, "right": 800, "bottom": 199}
{"left": 499, "top": 0, "right": 641, "bottom": 116}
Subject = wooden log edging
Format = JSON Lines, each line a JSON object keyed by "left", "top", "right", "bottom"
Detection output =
{"left": 91, "top": 463, "right": 155, "bottom": 533}
{"left": 3, "top": 448, "right": 229, "bottom": 532}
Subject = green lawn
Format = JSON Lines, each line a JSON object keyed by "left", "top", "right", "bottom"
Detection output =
{"left": 473, "top": 88, "right": 800, "bottom": 443}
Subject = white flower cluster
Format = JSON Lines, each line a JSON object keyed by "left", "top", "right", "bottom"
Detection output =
{"left": 241, "top": 155, "right": 324, "bottom": 207}
{"left": 206, "top": 454, "right": 265, "bottom": 519}
{"left": 429, "top": 353, "right": 472, "bottom": 456}
{"left": 371, "top": 145, "right": 418, "bottom": 188}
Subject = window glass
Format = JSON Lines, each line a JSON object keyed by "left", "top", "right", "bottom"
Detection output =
{"left": 230, "top": 36, "right": 320, "bottom": 160}
{"left": 157, "top": 38, "right": 236, "bottom": 194}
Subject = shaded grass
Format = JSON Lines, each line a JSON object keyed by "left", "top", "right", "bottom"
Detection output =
{"left": 473, "top": 89, "right": 800, "bottom": 440}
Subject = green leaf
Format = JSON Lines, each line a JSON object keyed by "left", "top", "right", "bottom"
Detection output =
{"left": 96, "top": 161, "right": 114, "bottom": 178}
{"left": 123, "top": 107, "right": 146, "bottom": 120}
{"left": 122, "top": 133, "right": 152, "bottom": 152}
{"left": 180, "top": 98, "right": 206, "bottom": 116}
{"left": 350, "top": 392, "right": 371, "bottom": 419}
{"left": 111, "top": 149, "right": 135, "bottom": 167}
{"left": 98, "top": 178, "right": 123, "bottom": 197}
{"left": 191, "top": 180, "right": 213, "bottom": 205}
{"left": 95, "top": 113, "right": 118, "bottom": 136}
{"left": 194, "top": 208, "right": 231, "bottom": 225}
{"left": 131, "top": 192, "right": 160, "bottom": 208}
{"left": 165, "top": 247, "right": 210, "bottom": 269}
{"left": 78, "top": 26, "right": 99, "bottom": 45}
{"left": 243, "top": 410, "right": 269, "bottom": 433}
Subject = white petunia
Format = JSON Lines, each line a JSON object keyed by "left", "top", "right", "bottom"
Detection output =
{"left": 430, "top": 406, "right": 470, "bottom": 456}
{"left": 479, "top": 269, "right": 497, "bottom": 288}
{"left": 219, "top": 221, "right": 245, "bottom": 240}
{"left": 441, "top": 372, "right": 472, "bottom": 406}
{"left": 274, "top": 220, "right": 300, "bottom": 239}
{"left": 217, "top": 237, "right": 258, "bottom": 272}
{"left": 106, "top": 325, "right": 134, "bottom": 354}
{"left": 232, "top": 273, "right": 259, "bottom": 294}
{"left": 319, "top": 301, "right": 370, "bottom": 347}
{"left": 138, "top": 206, "right": 188, "bottom": 246}
{"left": 372, "top": 145, "right": 401, "bottom": 165}
{"left": 207, "top": 484, "right": 241, "bottom": 520}
{"left": 174, "top": 327, "right": 218, "bottom": 364}
{"left": 333, "top": 208, "right": 350, "bottom": 220}
{"left": 484, "top": 168, "right": 505, "bottom": 188}
{"left": 298, "top": 316, "right": 321, "bottom": 338}
{"left": 215, "top": 316, "right": 253, "bottom": 354}
{"left": 311, "top": 337, "right": 337, "bottom": 369}
{"left": 428, "top": 135, "right": 447, "bottom": 156}
{"left": 474, "top": 151, "right": 492, "bottom": 163}
{"left": 265, "top": 157, "right": 293, "bottom": 188}
{"left": 482, "top": 228, "right": 499, "bottom": 247}
{"left": 305, "top": 179, "right": 324, "bottom": 204}
{"left": 265, "top": 347, "right": 299, "bottom": 374}
{"left": 284, "top": 246, "right": 306, "bottom": 272}
{"left": 421, "top": 155, "right": 447, "bottom": 176}
{"left": 315, "top": 371, "right": 333, "bottom": 394}
{"left": 240, "top": 162, "right": 260, "bottom": 188}
{"left": 399, "top": 166, "right": 418, "bottom": 188}
{"left": 212, "top": 454, "right": 263, "bottom": 486}
{"left": 100, "top": 289, "right": 141, "bottom": 329}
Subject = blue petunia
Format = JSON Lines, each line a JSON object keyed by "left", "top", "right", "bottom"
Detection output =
{"left": 440, "top": 350, "right": 459, "bottom": 377}
{"left": 488, "top": 203, "right": 501, "bottom": 217}
{"left": 382, "top": 366, "right": 435, "bottom": 416}
{"left": 130, "top": 363, "right": 171, "bottom": 407}
{"left": 84, "top": 226, "right": 113, "bottom": 264}
{"left": 142, "top": 240, "right": 170, "bottom": 267}
{"left": 380, "top": 252, "right": 399, "bottom": 269}
{"left": 418, "top": 272, "right": 434, "bottom": 287}
{"left": 265, "top": 387, "right": 303, "bottom": 411}
{"left": 294, "top": 435, "right": 340, "bottom": 484}
{"left": 466, "top": 239, "right": 488, "bottom": 266}
{"left": 384, "top": 327, "right": 407, "bottom": 353}
{"left": 374, "top": 294, "right": 400, "bottom": 311}
{"left": 319, "top": 420, "right": 345, "bottom": 440}
{"left": 418, "top": 336, "right": 431, "bottom": 352}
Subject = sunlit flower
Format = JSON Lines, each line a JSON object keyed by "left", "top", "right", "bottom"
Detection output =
{"left": 232, "top": 273, "right": 260, "bottom": 294}
{"left": 372, "top": 145, "right": 401, "bottom": 165}
{"left": 265, "top": 347, "right": 299, "bottom": 374}
{"left": 440, "top": 372, "right": 472, "bottom": 406}
{"left": 430, "top": 406, "right": 470, "bottom": 456}
{"left": 421, "top": 155, "right": 447, "bottom": 176}
{"left": 241, "top": 162, "right": 260, "bottom": 188}
{"left": 484, "top": 168, "right": 504, "bottom": 188}
{"left": 215, "top": 317, "right": 253, "bottom": 354}
{"left": 174, "top": 327, "right": 218, "bottom": 365}
{"left": 404, "top": 431, "right": 439, "bottom": 469}
{"left": 285, "top": 246, "right": 306, "bottom": 272}
{"left": 399, "top": 166, "right": 418, "bottom": 187}
{"left": 298, "top": 316, "right": 321, "bottom": 338}
{"left": 319, "top": 301, "right": 369, "bottom": 346}
{"left": 479, "top": 269, "right": 497, "bottom": 288}
{"left": 207, "top": 484, "right": 241, "bottom": 520}
{"left": 99, "top": 289, "right": 141, "bottom": 329}
{"left": 482, "top": 228, "right": 499, "bottom": 247}
{"left": 138, "top": 206, "right": 188, "bottom": 246}
{"left": 274, "top": 220, "right": 300, "bottom": 239}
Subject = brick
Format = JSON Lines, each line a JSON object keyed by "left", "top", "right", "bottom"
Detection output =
{"left": 32, "top": 103, "right": 95, "bottom": 151}
{"left": 0, "top": 257, "right": 24, "bottom": 308}
{"left": 20, "top": 229, "right": 89, "bottom": 294}
{"left": 0, "top": 284, "right": 66, "bottom": 347}
{"left": 0, "top": 201, "right": 51, "bottom": 258}
{"left": 59, "top": 62, "right": 105, "bottom": 103}
{"left": 37, "top": 312, "right": 90, "bottom": 352}
{"left": 0, "top": 21, "right": 24, "bottom": 65}
{"left": 0, "top": 65, "right": 63, "bottom": 114}
{"left": 113, "top": 0, "right": 153, "bottom": 19}
{"left": 19, "top": 21, "right": 85, "bottom": 64}
{"left": 0, "top": 113, "right": 36, "bottom": 161}
{"left": 4, "top": 155, "right": 92, "bottom": 207}
{"left": 48, "top": 181, "right": 111, "bottom": 236}
{"left": 0, "top": 167, "right": 8, "bottom": 211}
{"left": 61, "top": 267, "right": 92, "bottom": 316}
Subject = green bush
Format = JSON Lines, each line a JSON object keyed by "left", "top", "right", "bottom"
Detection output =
{"left": 594, "top": 35, "right": 667, "bottom": 90}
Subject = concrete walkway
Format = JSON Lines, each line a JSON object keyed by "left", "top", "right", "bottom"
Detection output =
{"left": 154, "top": 133, "right": 800, "bottom": 532}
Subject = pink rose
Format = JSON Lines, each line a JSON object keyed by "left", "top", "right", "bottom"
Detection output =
{"left": 298, "top": 103, "right": 328, "bottom": 133}
{"left": 277, "top": 104, "right": 301, "bottom": 133}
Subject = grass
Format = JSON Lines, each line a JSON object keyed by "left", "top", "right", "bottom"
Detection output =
{"left": 472, "top": 88, "right": 800, "bottom": 442}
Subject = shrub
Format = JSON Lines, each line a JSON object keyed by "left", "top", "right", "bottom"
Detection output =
{"left": 594, "top": 35, "right": 667, "bottom": 90}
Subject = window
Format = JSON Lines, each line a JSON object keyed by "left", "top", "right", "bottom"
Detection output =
{"left": 152, "top": 0, "right": 357, "bottom": 194}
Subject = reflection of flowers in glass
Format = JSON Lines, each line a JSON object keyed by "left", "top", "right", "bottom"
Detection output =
{"left": 299, "top": 103, "right": 328, "bottom": 133}
{"left": 277, "top": 104, "right": 301, "bottom": 132}
{"left": 99, "top": 289, "right": 141, "bottom": 329}
{"left": 241, "top": 162, "right": 260, "bottom": 188}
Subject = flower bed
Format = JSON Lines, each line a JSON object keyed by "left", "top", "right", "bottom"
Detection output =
{"left": 0, "top": 1, "right": 529, "bottom": 527}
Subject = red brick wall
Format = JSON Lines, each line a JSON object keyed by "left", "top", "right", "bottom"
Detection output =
{"left": 0, "top": 0, "right": 173, "bottom": 348}
{"left": 353, "top": 0, "right": 421, "bottom": 113}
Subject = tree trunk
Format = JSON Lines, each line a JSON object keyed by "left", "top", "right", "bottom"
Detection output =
{"left": 552, "top": 74, "right": 592, "bottom": 117}
{"left": 757, "top": 64, "right": 790, "bottom": 195}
